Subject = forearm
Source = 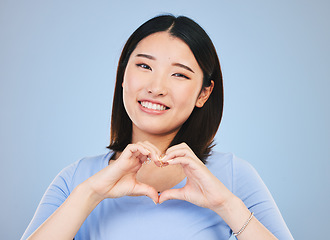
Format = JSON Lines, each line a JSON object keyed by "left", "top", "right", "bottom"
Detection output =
{"left": 213, "top": 195, "right": 278, "bottom": 240}
{"left": 27, "top": 183, "right": 102, "bottom": 240}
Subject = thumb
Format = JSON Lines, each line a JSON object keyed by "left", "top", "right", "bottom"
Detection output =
{"left": 131, "top": 182, "right": 159, "bottom": 204}
{"left": 159, "top": 188, "right": 185, "bottom": 204}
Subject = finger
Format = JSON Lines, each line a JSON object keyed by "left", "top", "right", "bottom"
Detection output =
{"left": 137, "top": 141, "right": 165, "bottom": 167}
{"left": 115, "top": 144, "right": 150, "bottom": 171}
{"left": 141, "top": 141, "right": 162, "bottom": 156}
{"left": 165, "top": 155, "right": 219, "bottom": 193}
{"left": 159, "top": 188, "right": 186, "bottom": 204}
{"left": 121, "top": 144, "right": 150, "bottom": 160}
{"left": 163, "top": 145, "right": 196, "bottom": 162}
{"left": 165, "top": 142, "right": 193, "bottom": 155}
{"left": 166, "top": 147, "right": 203, "bottom": 167}
{"left": 131, "top": 182, "right": 159, "bottom": 204}
{"left": 136, "top": 142, "right": 160, "bottom": 163}
{"left": 165, "top": 152, "right": 200, "bottom": 166}
{"left": 165, "top": 157, "right": 207, "bottom": 181}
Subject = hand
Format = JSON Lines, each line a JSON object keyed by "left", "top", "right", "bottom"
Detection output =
{"left": 159, "top": 143, "right": 234, "bottom": 211}
{"left": 84, "top": 142, "right": 160, "bottom": 204}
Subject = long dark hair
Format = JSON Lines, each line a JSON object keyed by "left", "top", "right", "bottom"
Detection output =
{"left": 107, "top": 14, "right": 223, "bottom": 163}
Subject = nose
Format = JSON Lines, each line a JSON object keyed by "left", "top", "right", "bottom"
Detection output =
{"left": 147, "top": 74, "right": 168, "bottom": 96}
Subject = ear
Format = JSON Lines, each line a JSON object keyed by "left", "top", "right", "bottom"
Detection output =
{"left": 195, "top": 80, "right": 214, "bottom": 108}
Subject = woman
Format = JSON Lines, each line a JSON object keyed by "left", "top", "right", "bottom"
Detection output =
{"left": 22, "top": 15, "right": 293, "bottom": 240}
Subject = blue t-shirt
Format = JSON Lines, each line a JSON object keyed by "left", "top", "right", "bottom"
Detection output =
{"left": 21, "top": 151, "right": 293, "bottom": 240}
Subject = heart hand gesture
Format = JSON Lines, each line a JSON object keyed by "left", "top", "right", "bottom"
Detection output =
{"left": 85, "top": 143, "right": 160, "bottom": 204}
{"left": 158, "top": 143, "right": 233, "bottom": 211}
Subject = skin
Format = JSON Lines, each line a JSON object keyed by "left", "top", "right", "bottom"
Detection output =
{"left": 123, "top": 31, "right": 207, "bottom": 137}
{"left": 120, "top": 31, "right": 213, "bottom": 192}
{"left": 27, "top": 32, "right": 277, "bottom": 240}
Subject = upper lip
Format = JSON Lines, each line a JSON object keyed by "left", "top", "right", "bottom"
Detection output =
{"left": 138, "top": 99, "right": 170, "bottom": 109}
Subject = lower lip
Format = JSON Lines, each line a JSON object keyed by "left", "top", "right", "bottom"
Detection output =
{"left": 138, "top": 102, "right": 168, "bottom": 115}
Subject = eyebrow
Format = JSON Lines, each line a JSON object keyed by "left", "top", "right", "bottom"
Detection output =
{"left": 136, "top": 53, "right": 156, "bottom": 60}
{"left": 172, "top": 63, "right": 195, "bottom": 73}
{"left": 135, "top": 53, "right": 195, "bottom": 73}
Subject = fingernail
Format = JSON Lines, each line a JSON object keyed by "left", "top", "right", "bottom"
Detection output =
{"left": 159, "top": 161, "right": 164, "bottom": 168}
{"left": 152, "top": 200, "right": 158, "bottom": 205}
{"left": 163, "top": 161, "right": 170, "bottom": 167}
{"left": 159, "top": 154, "right": 166, "bottom": 161}
{"left": 166, "top": 159, "right": 174, "bottom": 163}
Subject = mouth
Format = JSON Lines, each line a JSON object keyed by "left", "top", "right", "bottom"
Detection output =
{"left": 138, "top": 101, "right": 169, "bottom": 111}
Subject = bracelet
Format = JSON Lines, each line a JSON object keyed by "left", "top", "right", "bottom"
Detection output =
{"left": 232, "top": 212, "right": 254, "bottom": 236}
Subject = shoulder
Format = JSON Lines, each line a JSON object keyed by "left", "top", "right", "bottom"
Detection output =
{"left": 206, "top": 151, "right": 256, "bottom": 176}
{"left": 206, "top": 151, "right": 255, "bottom": 170}
{"left": 207, "top": 151, "right": 272, "bottom": 205}
{"left": 54, "top": 151, "right": 113, "bottom": 191}
{"left": 205, "top": 151, "right": 263, "bottom": 194}
{"left": 206, "top": 151, "right": 259, "bottom": 176}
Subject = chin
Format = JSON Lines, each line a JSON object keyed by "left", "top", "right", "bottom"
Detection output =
{"left": 135, "top": 123, "right": 181, "bottom": 137}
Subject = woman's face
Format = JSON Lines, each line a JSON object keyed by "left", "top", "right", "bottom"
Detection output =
{"left": 122, "top": 31, "right": 208, "bottom": 138}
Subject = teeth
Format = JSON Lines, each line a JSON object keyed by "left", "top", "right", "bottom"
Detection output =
{"left": 140, "top": 101, "right": 167, "bottom": 111}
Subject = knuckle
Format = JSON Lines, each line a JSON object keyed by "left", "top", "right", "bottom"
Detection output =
{"left": 180, "top": 142, "right": 189, "bottom": 148}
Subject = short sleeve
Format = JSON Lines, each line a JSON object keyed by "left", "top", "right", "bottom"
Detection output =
{"left": 232, "top": 157, "right": 293, "bottom": 239}
{"left": 20, "top": 161, "right": 79, "bottom": 240}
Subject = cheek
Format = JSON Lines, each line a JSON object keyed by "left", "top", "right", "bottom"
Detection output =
{"left": 173, "top": 84, "right": 201, "bottom": 109}
{"left": 123, "top": 70, "right": 142, "bottom": 95}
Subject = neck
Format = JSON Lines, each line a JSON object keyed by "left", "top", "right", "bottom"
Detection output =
{"left": 112, "top": 126, "right": 185, "bottom": 192}
{"left": 132, "top": 127, "right": 186, "bottom": 192}
{"left": 131, "top": 127, "right": 179, "bottom": 154}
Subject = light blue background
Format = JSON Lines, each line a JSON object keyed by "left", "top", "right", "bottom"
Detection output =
{"left": 1, "top": 0, "right": 329, "bottom": 239}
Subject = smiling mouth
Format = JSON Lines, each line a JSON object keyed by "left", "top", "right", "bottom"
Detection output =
{"left": 139, "top": 101, "right": 169, "bottom": 111}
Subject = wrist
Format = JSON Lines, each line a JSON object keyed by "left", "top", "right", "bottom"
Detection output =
{"left": 75, "top": 181, "right": 104, "bottom": 208}
{"left": 211, "top": 192, "right": 240, "bottom": 215}
{"left": 212, "top": 195, "right": 252, "bottom": 234}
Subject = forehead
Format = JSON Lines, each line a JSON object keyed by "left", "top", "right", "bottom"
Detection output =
{"left": 132, "top": 32, "right": 199, "bottom": 66}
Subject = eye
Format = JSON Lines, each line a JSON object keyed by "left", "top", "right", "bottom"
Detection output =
{"left": 136, "top": 63, "right": 152, "bottom": 71}
{"left": 172, "top": 73, "right": 190, "bottom": 80}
